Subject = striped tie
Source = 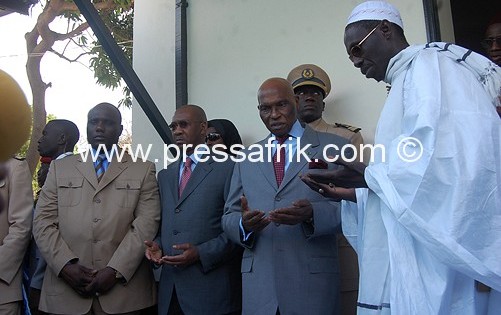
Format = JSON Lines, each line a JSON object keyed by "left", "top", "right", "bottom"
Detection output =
{"left": 95, "top": 155, "right": 106, "bottom": 182}
{"left": 273, "top": 135, "right": 289, "bottom": 186}
{"left": 178, "top": 158, "right": 193, "bottom": 197}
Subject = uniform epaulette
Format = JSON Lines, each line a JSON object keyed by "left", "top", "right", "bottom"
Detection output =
{"left": 334, "top": 123, "right": 361, "bottom": 133}
{"left": 13, "top": 155, "right": 25, "bottom": 161}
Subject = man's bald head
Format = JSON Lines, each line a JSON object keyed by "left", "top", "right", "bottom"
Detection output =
{"left": 38, "top": 119, "right": 80, "bottom": 158}
{"left": 257, "top": 78, "right": 299, "bottom": 137}
{"left": 89, "top": 102, "right": 122, "bottom": 123}
{"left": 170, "top": 104, "right": 208, "bottom": 150}
{"left": 176, "top": 104, "right": 207, "bottom": 123}
{"left": 87, "top": 102, "right": 123, "bottom": 150}
{"left": 258, "top": 78, "right": 296, "bottom": 103}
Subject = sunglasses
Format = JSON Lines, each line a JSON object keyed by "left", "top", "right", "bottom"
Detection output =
{"left": 206, "top": 132, "right": 222, "bottom": 142}
{"left": 481, "top": 37, "right": 501, "bottom": 49}
{"left": 168, "top": 120, "right": 201, "bottom": 131}
{"left": 349, "top": 23, "right": 380, "bottom": 59}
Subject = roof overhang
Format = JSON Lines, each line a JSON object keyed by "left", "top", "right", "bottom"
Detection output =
{"left": 0, "top": 0, "right": 38, "bottom": 17}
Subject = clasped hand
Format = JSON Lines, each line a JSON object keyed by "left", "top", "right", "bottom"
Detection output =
{"left": 144, "top": 240, "right": 199, "bottom": 268}
{"left": 60, "top": 263, "right": 118, "bottom": 297}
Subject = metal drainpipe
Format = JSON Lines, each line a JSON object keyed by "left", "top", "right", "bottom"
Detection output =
{"left": 176, "top": 0, "right": 188, "bottom": 108}
{"left": 422, "top": 0, "right": 442, "bottom": 42}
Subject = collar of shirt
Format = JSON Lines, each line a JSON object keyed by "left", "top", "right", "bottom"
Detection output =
{"left": 55, "top": 152, "right": 73, "bottom": 160}
{"left": 270, "top": 120, "right": 304, "bottom": 170}
{"left": 91, "top": 148, "right": 110, "bottom": 171}
{"left": 179, "top": 152, "right": 199, "bottom": 182}
{"left": 270, "top": 120, "right": 304, "bottom": 143}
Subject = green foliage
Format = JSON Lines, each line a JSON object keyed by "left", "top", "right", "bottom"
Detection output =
{"left": 59, "top": 0, "right": 134, "bottom": 107}
{"left": 88, "top": 0, "right": 134, "bottom": 107}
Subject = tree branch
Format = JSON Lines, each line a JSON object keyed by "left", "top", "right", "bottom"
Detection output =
{"left": 49, "top": 49, "right": 89, "bottom": 64}
{"left": 54, "top": 22, "right": 89, "bottom": 41}
{"left": 60, "top": 0, "right": 129, "bottom": 13}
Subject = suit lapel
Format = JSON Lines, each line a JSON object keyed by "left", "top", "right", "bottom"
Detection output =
{"left": 278, "top": 126, "right": 319, "bottom": 193}
{"left": 94, "top": 152, "right": 128, "bottom": 195}
{"left": 168, "top": 161, "right": 181, "bottom": 204}
{"left": 76, "top": 152, "right": 99, "bottom": 190}
{"left": 177, "top": 158, "right": 213, "bottom": 205}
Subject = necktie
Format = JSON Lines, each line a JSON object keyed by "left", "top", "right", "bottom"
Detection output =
{"left": 95, "top": 155, "right": 106, "bottom": 182}
{"left": 179, "top": 158, "right": 193, "bottom": 197}
{"left": 273, "top": 135, "right": 289, "bottom": 186}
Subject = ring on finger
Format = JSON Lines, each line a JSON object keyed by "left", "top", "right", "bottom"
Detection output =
{"left": 318, "top": 188, "right": 324, "bottom": 194}
{"left": 328, "top": 183, "right": 334, "bottom": 188}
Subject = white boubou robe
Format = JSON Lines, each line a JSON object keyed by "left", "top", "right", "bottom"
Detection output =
{"left": 342, "top": 43, "right": 501, "bottom": 315}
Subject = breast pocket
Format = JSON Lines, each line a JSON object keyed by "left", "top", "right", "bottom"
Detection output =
{"left": 308, "top": 257, "right": 339, "bottom": 274}
{"left": 115, "top": 180, "right": 141, "bottom": 208}
{"left": 58, "top": 178, "right": 83, "bottom": 207}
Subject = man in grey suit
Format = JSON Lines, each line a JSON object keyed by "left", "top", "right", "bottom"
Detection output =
{"left": 145, "top": 105, "right": 241, "bottom": 315}
{"left": 222, "top": 78, "right": 350, "bottom": 315}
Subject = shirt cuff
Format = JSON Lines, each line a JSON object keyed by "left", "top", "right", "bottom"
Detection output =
{"left": 239, "top": 218, "right": 253, "bottom": 241}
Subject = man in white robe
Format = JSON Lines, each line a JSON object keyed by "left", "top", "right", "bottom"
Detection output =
{"left": 302, "top": 1, "right": 501, "bottom": 314}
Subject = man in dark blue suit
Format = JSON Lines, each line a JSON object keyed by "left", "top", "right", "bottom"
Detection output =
{"left": 145, "top": 105, "right": 241, "bottom": 315}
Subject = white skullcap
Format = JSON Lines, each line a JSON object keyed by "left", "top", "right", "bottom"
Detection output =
{"left": 347, "top": 1, "right": 403, "bottom": 29}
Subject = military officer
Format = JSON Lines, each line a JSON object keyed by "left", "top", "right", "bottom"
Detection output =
{"left": 288, "top": 64, "right": 362, "bottom": 315}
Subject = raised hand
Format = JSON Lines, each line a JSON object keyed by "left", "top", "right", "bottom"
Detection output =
{"left": 144, "top": 240, "right": 163, "bottom": 264}
{"left": 160, "top": 243, "right": 199, "bottom": 267}
{"left": 308, "top": 158, "right": 368, "bottom": 188}
{"left": 268, "top": 199, "right": 313, "bottom": 225}
{"left": 300, "top": 173, "right": 356, "bottom": 202}
{"left": 241, "top": 195, "right": 270, "bottom": 233}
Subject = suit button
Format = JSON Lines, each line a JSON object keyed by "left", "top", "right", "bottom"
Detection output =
{"left": 275, "top": 196, "right": 281, "bottom": 201}
{"left": 275, "top": 223, "right": 280, "bottom": 227}
{"left": 68, "top": 182, "right": 73, "bottom": 187}
{"left": 93, "top": 218, "right": 99, "bottom": 223}
{"left": 173, "top": 230, "right": 179, "bottom": 235}
{"left": 175, "top": 208, "right": 180, "bottom": 213}
{"left": 94, "top": 198, "right": 101, "bottom": 203}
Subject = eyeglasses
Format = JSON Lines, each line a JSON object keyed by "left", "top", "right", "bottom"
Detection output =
{"left": 296, "top": 89, "right": 322, "bottom": 97}
{"left": 349, "top": 23, "right": 380, "bottom": 59}
{"left": 205, "top": 132, "right": 222, "bottom": 142}
{"left": 481, "top": 37, "right": 501, "bottom": 49}
{"left": 258, "top": 101, "right": 290, "bottom": 115}
{"left": 168, "top": 120, "right": 202, "bottom": 131}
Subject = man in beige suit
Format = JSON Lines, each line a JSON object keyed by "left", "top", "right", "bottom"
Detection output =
{"left": 288, "top": 64, "right": 362, "bottom": 315}
{"left": 33, "top": 103, "right": 160, "bottom": 315}
{"left": 0, "top": 157, "right": 33, "bottom": 315}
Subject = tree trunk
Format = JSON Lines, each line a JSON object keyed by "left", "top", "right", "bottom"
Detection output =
{"left": 23, "top": 0, "right": 125, "bottom": 174}
{"left": 25, "top": 27, "right": 48, "bottom": 175}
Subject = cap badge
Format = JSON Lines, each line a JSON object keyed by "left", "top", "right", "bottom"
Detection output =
{"left": 301, "top": 69, "right": 314, "bottom": 79}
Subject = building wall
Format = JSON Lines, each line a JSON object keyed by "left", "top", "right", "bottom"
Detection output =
{"left": 133, "top": 0, "right": 429, "bottom": 166}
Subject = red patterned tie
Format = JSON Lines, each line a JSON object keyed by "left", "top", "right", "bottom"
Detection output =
{"left": 273, "top": 135, "right": 289, "bottom": 186}
{"left": 178, "top": 158, "right": 193, "bottom": 197}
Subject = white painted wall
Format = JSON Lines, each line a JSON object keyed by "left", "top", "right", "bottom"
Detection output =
{"left": 133, "top": 0, "right": 428, "bottom": 166}
{"left": 132, "top": 0, "right": 176, "bottom": 167}
{"left": 437, "top": 0, "right": 455, "bottom": 42}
